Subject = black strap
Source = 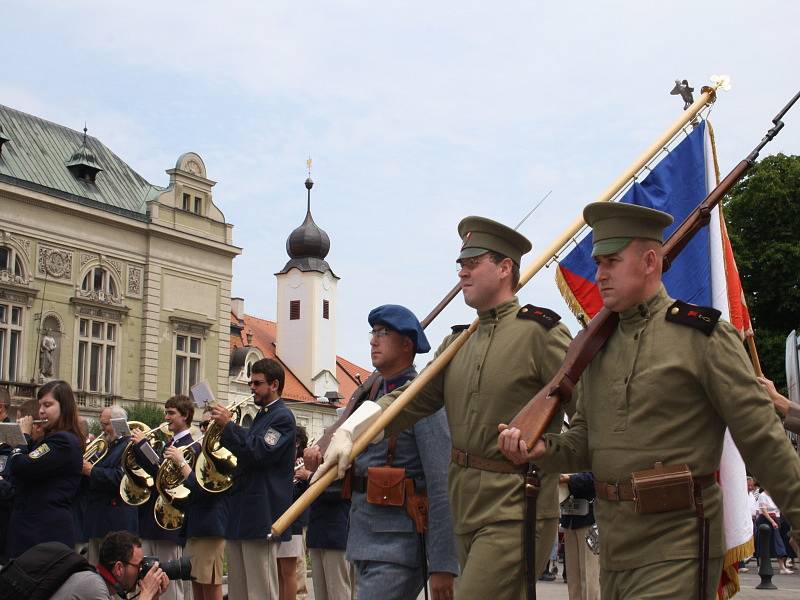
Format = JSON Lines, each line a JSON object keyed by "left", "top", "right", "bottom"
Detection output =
{"left": 524, "top": 467, "right": 540, "bottom": 600}
{"left": 420, "top": 532, "right": 429, "bottom": 600}
{"left": 695, "top": 484, "right": 710, "bottom": 599}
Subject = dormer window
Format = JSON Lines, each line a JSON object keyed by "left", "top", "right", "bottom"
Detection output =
{"left": 65, "top": 128, "right": 102, "bottom": 184}
{"left": 82, "top": 267, "right": 118, "bottom": 297}
{"left": 0, "top": 127, "right": 10, "bottom": 157}
{"left": 194, "top": 196, "right": 203, "bottom": 215}
{"left": 182, "top": 193, "right": 191, "bottom": 211}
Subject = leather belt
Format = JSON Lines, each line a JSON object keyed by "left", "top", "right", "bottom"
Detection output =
{"left": 451, "top": 448, "right": 526, "bottom": 474}
{"left": 594, "top": 473, "right": 716, "bottom": 501}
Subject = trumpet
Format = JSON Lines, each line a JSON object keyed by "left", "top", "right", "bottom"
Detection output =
{"left": 120, "top": 422, "right": 172, "bottom": 506}
{"left": 194, "top": 395, "right": 253, "bottom": 493}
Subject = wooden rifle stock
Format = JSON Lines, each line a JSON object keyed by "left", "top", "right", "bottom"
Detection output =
{"left": 510, "top": 89, "right": 800, "bottom": 449}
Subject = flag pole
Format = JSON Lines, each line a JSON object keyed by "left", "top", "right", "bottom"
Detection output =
{"left": 745, "top": 334, "right": 764, "bottom": 377}
{"left": 270, "top": 85, "right": 721, "bottom": 538}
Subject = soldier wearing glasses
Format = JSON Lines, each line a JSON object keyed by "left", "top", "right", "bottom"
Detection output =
{"left": 317, "top": 218, "right": 572, "bottom": 599}
{"left": 210, "top": 358, "right": 295, "bottom": 600}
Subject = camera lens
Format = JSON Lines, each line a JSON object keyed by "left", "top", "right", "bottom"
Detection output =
{"left": 160, "top": 556, "right": 193, "bottom": 581}
{"left": 139, "top": 555, "right": 193, "bottom": 581}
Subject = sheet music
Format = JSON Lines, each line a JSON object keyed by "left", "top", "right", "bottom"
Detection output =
{"left": 0, "top": 423, "right": 27, "bottom": 447}
{"left": 190, "top": 380, "right": 215, "bottom": 408}
{"left": 111, "top": 418, "right": 131, "bottom": 438}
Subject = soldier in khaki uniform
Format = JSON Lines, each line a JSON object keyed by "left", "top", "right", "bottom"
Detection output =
{"left": 500, "top": 202, "right": 800, "bottom": 599}
{"left": 318, "top": 216, "right": 572, "bottom": 599}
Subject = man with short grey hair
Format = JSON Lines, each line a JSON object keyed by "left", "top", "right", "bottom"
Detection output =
{"left": 84, "top": 406, "right": 138, "bottom": 565}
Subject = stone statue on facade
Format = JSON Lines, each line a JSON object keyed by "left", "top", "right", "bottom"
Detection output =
{"left": 39, "top": 331, "right": 57, "bottom": 379}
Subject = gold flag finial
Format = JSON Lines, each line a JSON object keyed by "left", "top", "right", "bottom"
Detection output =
{"left": 306, "top": 156, "right": 312, "bottom": 176}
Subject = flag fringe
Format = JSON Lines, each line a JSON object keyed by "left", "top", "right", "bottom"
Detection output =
{"left": 717, "top": 538, "right": 754, "bottom": 600}
{"left": 555, "top": 266, "right": 588, "bottom": 324}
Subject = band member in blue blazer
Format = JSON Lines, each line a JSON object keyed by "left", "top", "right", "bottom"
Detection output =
{"left": 210, "top": 358, "right": 296, "bottom": 600}
{"left": 4, "top": 380, "right": 84, "bottom": 558}
{"left": 132, "top": 394, "right": 195, "bottom": 600}
{"left": 166, "top": 407, "right": 229, "bottom": 600}
{"left": 84, "top": 405, "right": 138, "bottom": 565}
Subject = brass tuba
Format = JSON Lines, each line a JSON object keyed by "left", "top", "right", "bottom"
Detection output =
{"left": 120, "top": 421, "right": 171, "bottom": 506}
{"left": 83, "top": 435, "right": 109, "bottom": 465}
{"left": 194, "top": 395, "right": 253, "bottom": 493}
{"left": 154, "top": 442, "right": 199, "bottom": 530}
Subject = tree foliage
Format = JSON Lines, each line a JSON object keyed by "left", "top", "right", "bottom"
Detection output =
{"left": 724, "top": 153, "right": 800, "bottom": 391}
{"left": 125, "top": 401, "right": 166, "bottom": 429}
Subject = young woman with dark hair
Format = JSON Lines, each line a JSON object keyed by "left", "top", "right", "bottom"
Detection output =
{"left": 4, "top": 379, "right": 84, "bottom": 557}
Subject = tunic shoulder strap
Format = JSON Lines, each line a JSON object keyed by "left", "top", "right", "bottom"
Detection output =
{"left": 517, "top": 304, "right": 561, "bottom": 329}
{"left": 665, "top": 300, "right": 721, "bottom": 336}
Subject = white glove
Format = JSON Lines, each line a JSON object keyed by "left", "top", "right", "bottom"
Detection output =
{"left": 310, "top": 401, "right": 383, "bottom": 483}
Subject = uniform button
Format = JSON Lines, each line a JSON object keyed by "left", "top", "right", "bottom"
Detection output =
{"left": 671, "top": 306, "right": 680, "bottom": 315}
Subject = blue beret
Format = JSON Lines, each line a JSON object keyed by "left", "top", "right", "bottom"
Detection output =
{"left": 368, "top": 304, "right": 431, "bottom": 354}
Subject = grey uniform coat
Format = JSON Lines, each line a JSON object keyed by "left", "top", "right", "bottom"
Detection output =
{"left": 347, "top": 368, "right": 458, "bottom": 575}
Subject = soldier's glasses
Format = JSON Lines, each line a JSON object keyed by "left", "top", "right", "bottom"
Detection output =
{"left": 369, "top": 328, "right": 391, "bottom": 339}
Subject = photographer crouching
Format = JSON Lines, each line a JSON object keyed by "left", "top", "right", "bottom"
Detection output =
{"left": 1, "top": 530, "right": 191, "bottom": 599}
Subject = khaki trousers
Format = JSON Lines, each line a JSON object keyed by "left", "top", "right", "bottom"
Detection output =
{"left": 563, "top": 527, "right": 600, "bottom": 600}
{"left": 225, "top": 539, "right": 279, "bottom": 600}
{"left": 140, "top": 539, "right": 191, "bottom": 600}
{"left": 309, "top": 548, "right": 353, "bottom": 600}
{"left": 455, "top": 518, "right": 557, "bottom": 600}
{"left": 600, "top": 557, "right": 723, "bottom": 600}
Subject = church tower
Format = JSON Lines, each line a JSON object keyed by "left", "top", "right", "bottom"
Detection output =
{"left": 275, "top": 174, "right": 340, "bottom": 399}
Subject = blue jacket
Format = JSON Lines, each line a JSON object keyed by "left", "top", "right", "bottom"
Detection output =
{"left": 133, "top": 431, "right": 195, "bottom": 543}
{"left": 183, "top": 445, "right": 229, "bottom": 539}
{"left": 307, "top": 487, "right": 350, "bottom": 551}
{"left": 347, "top": 368, "right": 458, "bottom": 574}
{"left": 4, "top": 431, "right": 83, "bottom": 558}
{"left": 221, "top": 398, "right": 295, "bottom": 541}
{"left": 559, "top": 472, "right": 596, "bottom": 530}
{"left": 85, "top": 436, "right": 139, "bottom": 539}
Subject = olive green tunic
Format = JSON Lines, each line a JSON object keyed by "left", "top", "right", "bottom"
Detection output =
{"left": 537, "top": 285, "right": 800, "bottom": 572}
{"left": 377, "top": 296, "right": 573, "bottom": 533}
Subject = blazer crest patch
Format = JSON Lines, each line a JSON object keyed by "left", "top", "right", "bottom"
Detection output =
{"left": 517, "top": 305, "right": 561, "bottom": 329}
{"left": 665, "top": 300, "right": 720, "bottom": 336}
{"left": 264, "top": 428, "right": 282, "bottom": 447}
{"left": 29, "top": 443, "right": 51, "bottom": 459}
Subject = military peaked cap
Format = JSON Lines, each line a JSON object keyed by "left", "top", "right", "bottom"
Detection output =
{"left": 583, "top": 202, "right": 674, "bottom": 257}
{"left": 457, "top": 216, "right": 532, "bottom": 266}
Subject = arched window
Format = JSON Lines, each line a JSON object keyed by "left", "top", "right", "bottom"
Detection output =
{"left": 0, "top": 246, "right": 24, "bottom": 279}
{"left": 81, "top": 267, "right": 118, "bottom": 297}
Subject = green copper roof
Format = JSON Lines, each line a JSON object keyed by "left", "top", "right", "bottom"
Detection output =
{"left": 0, "top": 104, "right": 164, "bottom": 219}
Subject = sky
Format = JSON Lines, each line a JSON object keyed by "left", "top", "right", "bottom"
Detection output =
{"left": 2, "top": 1, "right": 799, "bottom": 370}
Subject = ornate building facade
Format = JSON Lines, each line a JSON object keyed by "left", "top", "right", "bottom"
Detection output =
{"left": 0, "top": 104, "right": 240, "bottom": 417}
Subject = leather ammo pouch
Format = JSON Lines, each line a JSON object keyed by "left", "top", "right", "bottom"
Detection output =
{"left": 366, "top": 466, "right": 406, "bottom": 506}
{"left": 631, "top": 462, "right": 694, "bottom": 514}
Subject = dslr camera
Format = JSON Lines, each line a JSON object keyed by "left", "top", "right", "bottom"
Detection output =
{"left": 139, "top": 555, "right": 193, "bottom": 581}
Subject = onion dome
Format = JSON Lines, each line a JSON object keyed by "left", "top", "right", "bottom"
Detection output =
{"left": 277, "top": 176, "right": 338, "bottom": 276}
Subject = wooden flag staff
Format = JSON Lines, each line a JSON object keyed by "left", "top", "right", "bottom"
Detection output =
{"left": 270, "top": 85, "right": 720, "bottom": 538}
